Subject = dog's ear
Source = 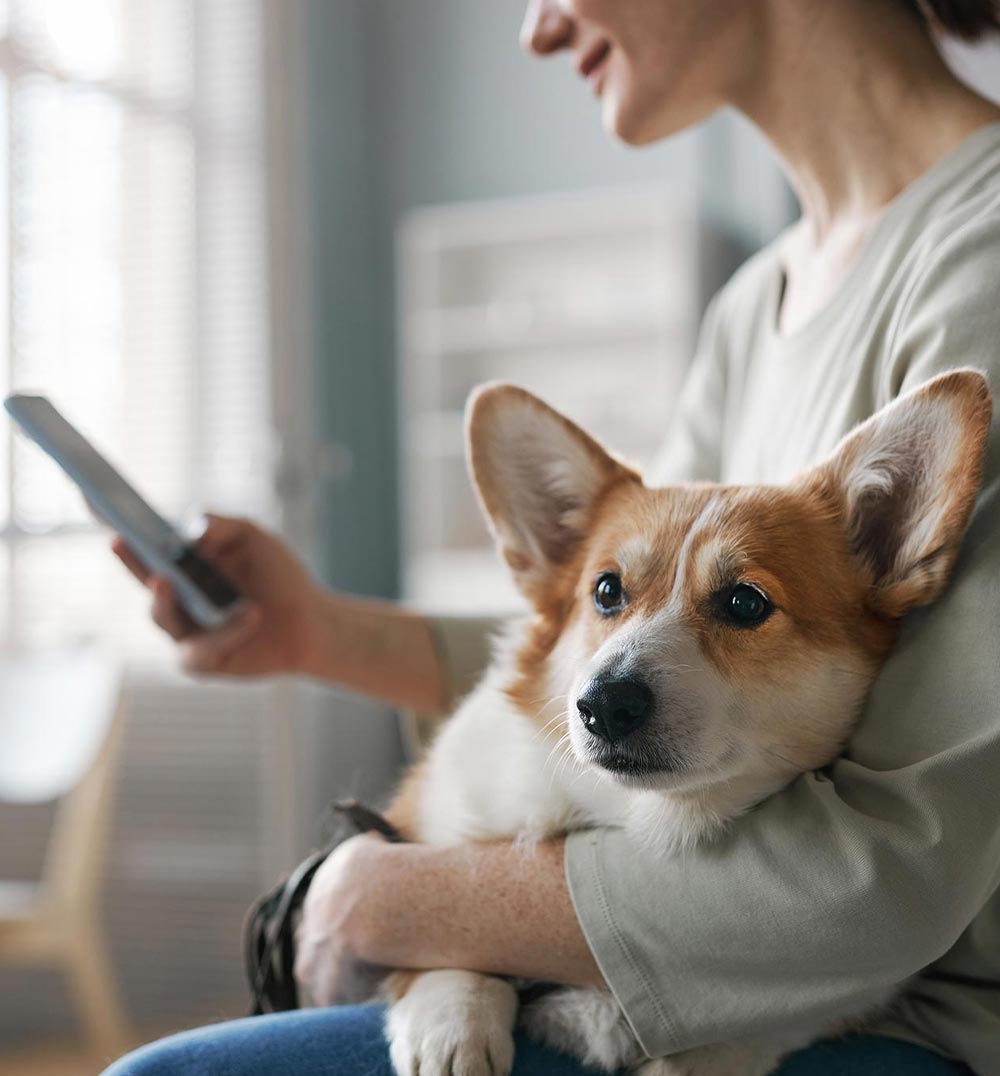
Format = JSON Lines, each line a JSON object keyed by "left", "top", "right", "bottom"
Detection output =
{"left": 466, "top": 383, "right": 638, "bottom": 600}
{"left": 809, "top": 369, "right": 991, "bottom": 619}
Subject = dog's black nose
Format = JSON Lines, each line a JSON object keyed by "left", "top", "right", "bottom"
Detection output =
{"left": 576, "top": 676, "right": 653, "bottom": 743}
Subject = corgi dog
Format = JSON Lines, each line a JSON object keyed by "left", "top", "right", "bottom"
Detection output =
{"left": 379, "top": 370, "right": 991, "bottom": 1076}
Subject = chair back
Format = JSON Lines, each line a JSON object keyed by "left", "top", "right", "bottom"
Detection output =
{"left": 0, "top": 646, "right": 124, "bottom": 911}
{"left": 0, "top": 646, "right": 122, "bottom": 804}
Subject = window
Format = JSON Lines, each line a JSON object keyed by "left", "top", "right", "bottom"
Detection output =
{"left": 0, "top": 0, "right": 273, "bottom": 655}
{"left": 0, "top": 4, "right": 304, "bottom": 1035}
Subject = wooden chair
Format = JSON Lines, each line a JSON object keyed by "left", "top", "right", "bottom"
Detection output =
{"left": 0, "top": 647, "right": 129, "bottom": 1061}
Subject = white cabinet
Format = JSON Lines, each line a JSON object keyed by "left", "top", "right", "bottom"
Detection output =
{"left": 398, "top": 188, "right": 720, "bottom": 614}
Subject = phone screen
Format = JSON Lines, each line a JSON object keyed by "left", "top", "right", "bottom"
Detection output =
{"left": 21, "top": 401, "right": 182, "bottom": 557}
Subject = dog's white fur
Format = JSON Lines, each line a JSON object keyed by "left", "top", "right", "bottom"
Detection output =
{"left": 381, "top": 372, "right": 991, "bottom": 1076}
{"left": 388, "top": 625, "right": 882, "bottom": 1076}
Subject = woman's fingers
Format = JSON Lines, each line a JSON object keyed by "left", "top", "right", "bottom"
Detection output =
{"left": 150, "top": 576, "right": 198, "bottom": 640}
{"left": 179, "top": 603, "right": 262, "bottom": 674}
{"left": 146, "top": 573, "right": 262, "bottom": 670}
{"left": 111, "top": 536, "right": 152, "bottom": 585}
{"left": 113, "top": 523, "right": 263, "bottom": 669}
{"left": 195, "top": 513, "right": 255, "bottom": 558}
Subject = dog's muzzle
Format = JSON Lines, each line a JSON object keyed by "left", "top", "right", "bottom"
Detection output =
{"left": 576, "top": 675, "right": 653, "bottom": 743}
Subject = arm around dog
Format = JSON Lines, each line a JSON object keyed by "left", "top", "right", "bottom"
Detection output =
{"left": 113, "top": 516, "right": 456, "bottom": 713}
{"left": 297, "top": 832, "right": 605, "bottom": 998}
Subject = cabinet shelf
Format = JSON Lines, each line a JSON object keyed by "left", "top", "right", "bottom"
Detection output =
{"left": 398, "top": 188, "right": 717, "bottom": 608}
{"left": 405, "top": 299, "right": 682, "bottom": 357}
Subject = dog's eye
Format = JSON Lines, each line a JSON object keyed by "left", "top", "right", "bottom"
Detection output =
{"left": 594, "top": 572, "right": 625, "bottom": 614}
{"left": 725, "top": 583, "right": 772, "bottom": 626}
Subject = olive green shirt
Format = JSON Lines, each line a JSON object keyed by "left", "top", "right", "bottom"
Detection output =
{"left": 431, "top": 121, "right": 1000, "bottom": 1072}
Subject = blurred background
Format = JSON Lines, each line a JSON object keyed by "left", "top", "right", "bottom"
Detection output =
{"left": 0, "top": 2, "right": 995, "bottom": 1073}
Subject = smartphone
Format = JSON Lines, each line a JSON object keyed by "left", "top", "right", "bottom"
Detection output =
{"left": 4, "top": 393, "right": 245, "bottom": 629}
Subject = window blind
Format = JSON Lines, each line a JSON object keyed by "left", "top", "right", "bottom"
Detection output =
{"left": 0, "top": 0, "right": 273, "bottom": 655}
{"left": 0, "top": 1, "right": 306, "bottom": 1042}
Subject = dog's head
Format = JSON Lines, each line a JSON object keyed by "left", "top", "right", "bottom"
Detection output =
{"left": 466, "top": 371, "right": 991, "bottom": 829}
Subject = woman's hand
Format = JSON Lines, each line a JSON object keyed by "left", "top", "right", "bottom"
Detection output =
{"left": 112, "top": 514, "right": 323, "bottom": 678}
{"left": 294, "top": 833, "right": 388, "bottom": 1006}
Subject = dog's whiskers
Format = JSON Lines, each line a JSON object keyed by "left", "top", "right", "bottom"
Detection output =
{"left": 543, "top": 729, "right": 573, "bottom": 773}
{"left": 548, "top": 731, "right": 582, "bottom": 788}
{"left": 544, "top": 731, "right": 575, "bottom": 786}
{"left": 532, "top": 712, "right": 572, "bottom": 752}
{"left": 534, "top": 712, "right": 562, "bottom": 736}
{"left": 524, "top": 691, "right": 567, "bottom": 714}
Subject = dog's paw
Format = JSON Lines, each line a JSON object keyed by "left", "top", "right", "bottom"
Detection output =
{"left": 388, "top": 1018, "right": 514, "bottom": 1076}
{"left": 386, "top": 970, "right": 517, "bottom": 1076}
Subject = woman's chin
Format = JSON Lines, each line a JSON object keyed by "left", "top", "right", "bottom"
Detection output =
{"left": 603, "top": 102, "right": 664, "bottom": 147}
{"left": 603, "top": 91, "right": 715, "bottom": 147}
{"left": 601, "top": 88, "right": 670, "bottom": 146}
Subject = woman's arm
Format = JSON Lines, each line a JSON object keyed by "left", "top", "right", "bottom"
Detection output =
{"left": 113, "top": 515, "right": 449, "bottom": 712}
{"left": 299, "top": 589, "right": 448, "bottom": 712}
{"left": 294, "top": 834, "right": 604, "bottom": 1006}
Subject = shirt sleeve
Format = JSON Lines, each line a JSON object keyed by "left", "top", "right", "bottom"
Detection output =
{"left": 425, "top": 614, "right": 505, "bottom": 709}
{"left": 565, "top": 218, "right": 1000, "bottom": 1061}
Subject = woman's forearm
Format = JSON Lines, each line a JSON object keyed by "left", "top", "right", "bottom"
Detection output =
{"left": 297, "top": 589, "right": 449, "bottom": 713}
{"left": 347, "top": 836, "right": 605, "bottom": 988}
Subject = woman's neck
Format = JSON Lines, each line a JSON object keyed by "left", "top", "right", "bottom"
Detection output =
{"left": 734, "top": 0, "right": 1000, "bottom": 242}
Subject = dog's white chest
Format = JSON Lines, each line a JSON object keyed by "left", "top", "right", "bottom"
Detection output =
{"left": 417, "top": 675, "right": 629, "bottom": 846}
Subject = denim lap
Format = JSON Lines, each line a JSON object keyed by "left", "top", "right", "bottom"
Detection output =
{"left": 100, "top": 1004, "right": 972, "bottom": 1076}
{"left": 99, "top": 1005, "right": 600, "bottom": 1076}
{"left": 773, "top": 1032, "right": 972, "bottom": 1076}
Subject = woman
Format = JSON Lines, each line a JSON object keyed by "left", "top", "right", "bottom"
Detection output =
{"left": 104, "top": 1, "right": 1000, "bottom": 1074}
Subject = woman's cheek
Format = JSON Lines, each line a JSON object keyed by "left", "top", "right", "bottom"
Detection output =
{"left": 558, "top": 0, "right": 603, "bottom": 19}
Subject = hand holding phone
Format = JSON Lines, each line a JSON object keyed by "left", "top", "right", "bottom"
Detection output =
{"left": 116, "top": 512, "right": 323, "bottom": 677}
{"left": 5, "top": 394, "right": 326, "bottom": 677}
{"left": 4, "top": 393, "right": 244, "bottom": 629}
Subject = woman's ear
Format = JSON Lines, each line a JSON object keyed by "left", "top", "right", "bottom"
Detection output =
{"left": 466, "top": 382, "right": 638, "bottom": 602}
{"left": 808, "top": 368, "right": 992, "bottom": 619}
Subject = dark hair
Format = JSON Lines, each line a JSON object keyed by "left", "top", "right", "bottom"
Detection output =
{"left": 911, "top": 0, "right": 1000, "bottom": 39}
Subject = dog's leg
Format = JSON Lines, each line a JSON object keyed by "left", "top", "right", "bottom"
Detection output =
{"left": 384, "top": 968, "right": 517, "bottom": 1076}
{"left": 520, "top": 986, "right": 645, "bottom": 1072}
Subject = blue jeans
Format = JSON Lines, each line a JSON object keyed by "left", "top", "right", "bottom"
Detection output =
{"left": 101, "top": 1004, "right": 972, "bottom": 1075}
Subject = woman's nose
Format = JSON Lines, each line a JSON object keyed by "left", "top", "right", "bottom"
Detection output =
{"left": 520, "top": 0, "right": 574, "bottom": 56}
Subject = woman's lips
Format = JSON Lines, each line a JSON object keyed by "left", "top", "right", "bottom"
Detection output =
{"left": 577, "top": 39, "right": 611, "bottom": 93}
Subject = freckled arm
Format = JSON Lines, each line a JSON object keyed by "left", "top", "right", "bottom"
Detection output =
{"left": 346, "top": 835, "right": 606, "bottom": 989}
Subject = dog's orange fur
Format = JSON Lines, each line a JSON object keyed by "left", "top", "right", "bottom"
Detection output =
{"left": 504, "top": 481, "right": 900, "bottom": 732}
